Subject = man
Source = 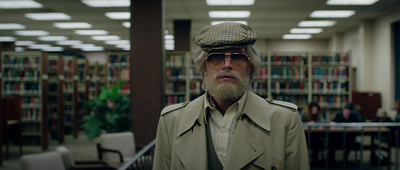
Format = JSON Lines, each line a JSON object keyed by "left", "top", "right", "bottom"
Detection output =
{"left": 153, "top": 22, "right": 309, "bottom": 170}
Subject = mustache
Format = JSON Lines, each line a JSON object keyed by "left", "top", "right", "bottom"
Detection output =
{"left": 214, "top": 71, "right": 241, "bottom": 80}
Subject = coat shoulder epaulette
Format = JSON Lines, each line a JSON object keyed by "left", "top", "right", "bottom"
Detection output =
{"left": 265, "top": 98, "right": 298, "bottom": 112}
{"left": 161, "top": 101, "right": 190, "bottom": 115}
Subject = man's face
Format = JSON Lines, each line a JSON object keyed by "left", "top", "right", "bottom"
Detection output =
{"left": 343, "top": 108, "right": 351, "bottom": 119}
{"left": 203, "top": 48, "right": 251, "bottom": 101}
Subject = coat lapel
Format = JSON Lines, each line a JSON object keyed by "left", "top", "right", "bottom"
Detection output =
{"left": 175, "top": 96, "right": 208, "bottom": 170}
{"left": 224, "top": 119, "right": 265, "bottom": 169}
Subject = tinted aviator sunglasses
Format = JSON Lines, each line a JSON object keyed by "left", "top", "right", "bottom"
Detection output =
{"left": 206, "top": 53, "right": 250, "bottom": 70}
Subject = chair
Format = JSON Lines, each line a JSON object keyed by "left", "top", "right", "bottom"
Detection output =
{"left": 20, "top": 151, "right": 65, "bottom": 170}
{"left": 97, "top": 132, "right": 138, "bottom": 167}
{"left": 56, "top": 145, "right": 116, "bottom": 170}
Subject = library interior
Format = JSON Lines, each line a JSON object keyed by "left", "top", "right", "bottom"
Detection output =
{"left": 1, "top": 0, "right": 400, "bottom": 169}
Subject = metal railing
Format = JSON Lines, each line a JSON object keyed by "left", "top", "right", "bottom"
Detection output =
{"left": 304, "top": 122, "right": 400, "bottom": 170}
{"left": 119, "top": 139, "right": 156, "bottom": 170}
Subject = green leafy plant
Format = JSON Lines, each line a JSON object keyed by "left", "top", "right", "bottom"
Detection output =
{"left": 82, "top": 80, "right": 130, "bottom": 140}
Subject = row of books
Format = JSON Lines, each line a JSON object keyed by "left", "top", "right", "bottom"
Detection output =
{"left": 312, "top": 95, "right": 349, "bottom": 108}
{"left": 3, "top": 70, "right": 41, "bottom": 81}
{"left": 166, "top": 68, "right": 186, "bottom": 80}
{"left": 48, "top": 59, "right": 58, "bottom": 69}
{"left": 188, "top": 69, "right": 201, "bottom": 80}
{"left": 2, "top": 56, "right": 41, "bottom": 68}
{"left": 165, "top": 95, "right": 186, "bottom": 106}
{"left": 3, "top": 83, "right": 41, "bottom": 94}
{"left": 312, "top": 81, "right": 348, "bottom": 93}
{"left": 22, "top": 97, "right": 41, "bottom": 108}
{"left": 166, "top": 54, "right": 185, "bottom": 67}
{"left": 63, "top": 83, "right": 73, "bottom": 93}
{"left": 312, "top": 55, "right": 349, "bottom": 66}
{"left": 271, "top": 81, "right": 309, "bottom": 94}
{"left": 251, "top": 81, "right": 268, "bottom": 94}
{"left": 312, "top": 67, "right": 348, "bottom": 80}
{"left": 190, "top": 81, "right": 203, "bottom": 94}
{"left": 109, "top": 55, "right": 130, "bottom": 65}
{"left": 108, "top": 68, "right": 130, "bottom": 81}
{"left": 269, "top": 55, "right": 308, "bottom": 66}
{"left": 270, "top": 95, "right": 308, "bottom": 107}
{"left": 165, "top": 81, "right": 186, "bottom": 94}
{"left": 22, "top": 109, "right": 42, "bottom": 121}
{"left": 271, "top": 68, "right": 308, "bottom": 80}
{"left": 64, "top": 60, "right": 74, "bottom": 70}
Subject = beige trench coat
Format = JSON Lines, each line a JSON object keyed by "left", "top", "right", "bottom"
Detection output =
{"left": 153, "top": 91, "right": 310, "bottom": 170}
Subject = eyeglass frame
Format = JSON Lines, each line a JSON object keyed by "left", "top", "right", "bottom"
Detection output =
{"left": 206, "top": 52, "right": 250, "bottom": 70}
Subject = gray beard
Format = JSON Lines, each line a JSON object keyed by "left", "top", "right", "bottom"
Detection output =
{"left": 204, "top": 71, "right": 250, "bottom": 101}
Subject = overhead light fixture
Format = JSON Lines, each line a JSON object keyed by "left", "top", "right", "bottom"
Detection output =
{"left": 0, "top": 23, "right": 26, "bottom": 30}
{"left": 28, "top": 44, "right": 52, "bottom": 49}
{"left": 25, "top": 13, "right": 71, "bottom": 20}
{"left": 54, "top": 22, "right": 92, "bottom": 29}
{"left": 15, "top": 41, "right": 36, "bottom": 46}
{"left": 57, "top": 40, "right": 83, "bottom": 45}
{"left": 206, "top": 0, "right": 255, "bottom": 6}
{"left": 0, "top": 36, "right": 16, "bottom": 42}
{"left": 81, "top": 46, "right": 105, "bottom": 51}
{"left": 42, "top": 47, "right": 64, "bottom": 52}
{"left": 209, "top": 11, "right": 251, "bottom": 18}
{"left": 211, "top": 21, "right": 248, "bottom": 25}
{"left": 74, "top": 30, "right": 108, "bottom": 35}
{"left": 81, "top": 0, "right": 130, "bottom": 7}
{"left": 290, "top": 28, "right": 323, "bottom": 34}
{"left": 327, "top": 0, "right": 379, "bottom": 5}
{"left": 298, "top": 20, "right": 336, "bottom": 27}
{"left": 165, "top": 35, "right": 174, "bottom": 40}
{"left": 91, "top": 35, "right": 120, "bottom": 41}
{"left": 116, "top": 44, "right": 130, "bottom": 48}
{"left": 104, "top": 40, "right": 130, "bottom": 45}
{"left": 38, "top": 36, "right": 68, "bottom": 41}
{"left": 15, "top": 30, "right": 49, "bottom": 36}
{"left": 122, "top": 22, "right": 130, "bottom": 28}
{"left": 71, "top": 44, "right": 96, "bottom": 49}
{"left": 310, "top": 10, "right": 355, "bottom": 18}
{"left": 0, "top": 0, "right": 43, "bottom": 9}
{"left": 105, "top": 12, "right": 130, "bottom": 20}
{"left": 283, "top": 34, "right": 312, "bottom": 39}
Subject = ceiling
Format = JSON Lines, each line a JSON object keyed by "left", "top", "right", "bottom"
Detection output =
{"left": 1, "top": 0, "right": 400, "bottom": 53}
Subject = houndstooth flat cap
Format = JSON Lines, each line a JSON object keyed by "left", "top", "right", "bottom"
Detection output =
{"left": 195, "top": 22, "right": 257, "bottom": 51}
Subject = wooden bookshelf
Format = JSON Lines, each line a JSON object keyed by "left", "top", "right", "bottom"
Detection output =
{"left": 62, "top": 56, "right": 77, "bottom": 138}
{"left": 1, "top": 51, "right": 48, "bottom": 149}
{"left": 76, "top": 58, "right": 88, "bottom": 137}
{"left": 107, "top": 52, "right": 130, "bottom": 95}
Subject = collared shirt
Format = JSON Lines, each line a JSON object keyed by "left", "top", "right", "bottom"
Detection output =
{"left": 204, "top": 91, "right": 247, "bottom": 166}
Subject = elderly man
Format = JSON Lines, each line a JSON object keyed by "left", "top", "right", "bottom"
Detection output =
{"left": 153, "top": 22, "right": 310, "bottom": 170}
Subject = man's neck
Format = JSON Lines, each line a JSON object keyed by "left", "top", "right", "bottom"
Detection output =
{"left": 207, "top": 92, "right": 243, "bottom": 115}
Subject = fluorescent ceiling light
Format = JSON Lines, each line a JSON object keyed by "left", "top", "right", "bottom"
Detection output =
{"left": 28, "top": 44, "right": 52, "bottom": 49}
{"left": 165, "top": 35, "right": 174, "bottom": 40}
{"left": 310, "top": 10, "right": 355, "bottom": 18}
{"left": 290, "top": 28, "right": 323, "bottom": 34}
{"left": 82, "top": 0, "right": 130, "bottom": 7}
{"left": 0, "top": 0, "right": 43, "bottom": 9}
{"left": 283, "top": 34, "right": 312, "bottom": 39}
{"left": 74, "top": 30, "right": 108, "bottom": 35}
{"left": 105, "top": 12, "right": 130, "bottom": 20}
{"left": 38, "top": 36, "right": 68, "bottom": 41}
{"left": 15, "top": 30, "right": 49, "bottom": 36}
{"left": 104, "top": 40, "right": 130, "bottom": 45}
{"left": 206, "top": 0, "right": 255, "bottom": 6}
{"left": 72, "top": 44, "right": 96, "bottom": 49}
{"left": 54, "top": 22, "right": 92, "bottom": 29}
{"left": 327, "top": 0, "right": 379, "bottom": 5}
{"left": 0, "top": 36, "right": 16, "bottom": 42}
{"left": 116, "top": 44, "right": 130, "bottom": 48}
{"left": 165, "top": 40, "right": 175, "bottom": 44}
{"left": 122, "top": 22, "right": 130, "bottom": 28}
{"left": 81, "top": 46, "right": 104, "bottom": 51}
{"left": 91, "top": 35, "right": 120, "bottom": 41}
{"left": 15, "top": 47, "right": 25, "bottom": 51}
{"left": 0, "top": 23, "right": 26, "bottom": 30}
{"left": 209, "top": 11, "right": 251, "bottom": 18}
{"left": 57, "top": 40, "right": 82, "bottom": 45}
{"left": 42, "top": 47, "right": 64, "bottom": 52}
{"left": 15, "top": 41, "right": 35, "bottom": 46}
{"left": 298, "top": 21, "right": 336, "bottom": 27}
{"left": 211, "top": 21, "right": 248, "bottom": 25}
{"left": 25, "top": 13, "right": 71, "bottom": 20}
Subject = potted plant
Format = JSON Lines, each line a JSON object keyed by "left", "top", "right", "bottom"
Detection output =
{"left": 82, "top": 80, "right": 130, "bottom": 140}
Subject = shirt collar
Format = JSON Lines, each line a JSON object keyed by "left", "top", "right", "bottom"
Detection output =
{"left": 203, "top": 91, "right": 248, "bottom": 123}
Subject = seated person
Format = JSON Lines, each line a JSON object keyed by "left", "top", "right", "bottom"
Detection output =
{"left": 329, "top": 103, "right": 364, "bottom": 163}
{"left": 300, "top": 102, "right": 324, "bottom": 124}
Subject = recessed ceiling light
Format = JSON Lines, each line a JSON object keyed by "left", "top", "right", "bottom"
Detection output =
{"left": 0, "top": 36, "right": 16, "bottom": 42}
{"left": 25, "top": 13, "right": 71, "bottom": 20}
{"left": 211, "top": 21, "right": 248, "bottom": 25}
{"left": 122, "top": 22, "right": 130, "bottom": 28}
{"left": 0, "top": 0, "right": 43, "bottom": 9}
{"left": 105, "top": 12, "right": 130, "bottom": 20}
{"left": 28, "top": 44, "right": 52, "bottom": 49}
{"left": 71, "top": 44, "right": 96, "bottom": 49}
{"left": 81, "top": 46, "right": 105, "bottom": 51}
{"left": 290, "top": 28, "right": 323, "bottom": 34}
{"left": 298, "top": 21, "right": 336, "bottom": 27}
{"left": 165, "top": 35, "right": 174, "bottom": 40}
{"left": 327, "top": 0, "right": 379, "bottom": 5}
{"left": 310, "top": 10, "right": 355, "bottom": 18}
{"left": 206, "top": 0, "right": 255, "bottom": 6}
{"left": 81, "top": 0, "right": 130, "bottom": 7}
{"left": 57, "top": 40, "right": 83, "bottom": 45}
{"left": 54, "top": 22, "right": 92, "bottom": 29}
{"left": 15, "top": 41, "right": 36, "bottom": 46}
{"left": 104, "top": 40, "right": 130, "bottom": 45}
{"left": 91, "top": 35, "right": 120, "bottom": 41}
{"left": 38, "top": 36, "right": 68, "bottom": 41}
{"left": 74, "top": 30, "right": 108, "bottom": 35}
{"left": 0, "top": 23, "right": 26, "bottom": 30}
{"left": 283, "top": 34, "right": 312, "bottom": 39}
{"left": 209, "top": 11, "right": 251, "bottom": 18}
{"left": 15, "top": 30, "right": 49, "bottom": 36}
